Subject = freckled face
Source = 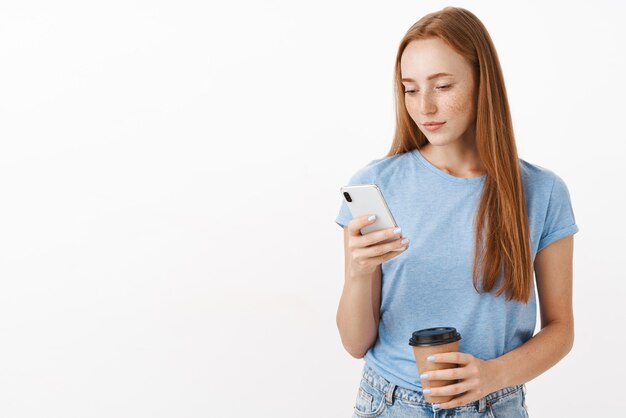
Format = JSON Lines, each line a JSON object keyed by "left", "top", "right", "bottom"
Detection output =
{"left": 401, "top": 38, "right": 477, "bottom": 146}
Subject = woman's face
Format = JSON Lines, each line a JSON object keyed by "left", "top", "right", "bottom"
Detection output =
{"left": 400, "top": 38, "right": 477, "bottom": 147}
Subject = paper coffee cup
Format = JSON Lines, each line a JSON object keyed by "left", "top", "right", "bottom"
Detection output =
{"left": 408, "top": 327, "right": 462, "bottom": 404}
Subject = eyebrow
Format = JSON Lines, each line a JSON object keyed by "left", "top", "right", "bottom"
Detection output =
{"left": 401, "top": 72, "right": 454, "bottom": 82}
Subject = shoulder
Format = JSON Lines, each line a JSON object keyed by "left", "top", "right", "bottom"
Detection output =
{"left": 349, "top": 152, "right": 412, "bottom": 184}
{"left": 519, "top": 158, "right": 575, "bottom": 211}
{"left": 519, "top": 157, "right": 567, "bottom": 194}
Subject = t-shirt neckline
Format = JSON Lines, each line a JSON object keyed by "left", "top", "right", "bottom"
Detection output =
{"left": 410, "top": 148, "right": 486, "bottom": 184}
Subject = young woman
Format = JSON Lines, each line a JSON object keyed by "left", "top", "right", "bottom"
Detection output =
{"left": 335, "top": 7, "right": 578, "bottom": 418}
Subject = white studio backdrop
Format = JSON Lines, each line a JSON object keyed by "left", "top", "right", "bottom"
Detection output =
{"left": 0, "top": 1, "right": 623, "bottom": 417}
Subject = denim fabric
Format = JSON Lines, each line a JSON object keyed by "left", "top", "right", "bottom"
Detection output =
{"left": 352, "top": 363, "right": 529, "bottom": 418}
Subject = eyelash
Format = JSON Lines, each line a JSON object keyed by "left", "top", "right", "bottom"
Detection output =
{"left": 404, "top": 85, "right": 451, "bottom": 94}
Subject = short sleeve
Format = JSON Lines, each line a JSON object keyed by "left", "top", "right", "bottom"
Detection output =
{"left": 334, "top": 168, "right": 368, "bottom": 229}
{"left": 537, "top": 174, "right": 579, "bottom": 252}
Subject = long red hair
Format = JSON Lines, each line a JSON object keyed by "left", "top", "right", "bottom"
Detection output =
{"left": 387, "top": 6, "right": 532, "bottom": 303}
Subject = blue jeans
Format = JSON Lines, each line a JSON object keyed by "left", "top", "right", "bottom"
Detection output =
{"left": 352, "top": 363, "right": 529, "bottom": 417}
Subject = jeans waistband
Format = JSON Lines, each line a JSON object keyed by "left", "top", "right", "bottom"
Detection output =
{"left": 361, "top": 363, "right": 525, "bottom": 409}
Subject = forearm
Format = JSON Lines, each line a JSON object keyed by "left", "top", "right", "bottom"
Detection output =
{"left": 336, "top": 275, "right": 377, "bottom": 358}
{"left": 490, "top": 321, "right": 574, "bottom": 389}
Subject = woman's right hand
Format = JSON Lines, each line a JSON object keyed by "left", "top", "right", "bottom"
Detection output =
{"left": 346, "top": 215, "right": 409, "bottom": 277}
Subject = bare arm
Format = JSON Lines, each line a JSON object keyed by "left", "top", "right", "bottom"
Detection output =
{"left": 491, "top": 235, "right": 575, "bottom": 387}
{"left": 336, "top": 226, "right": 382, "bottom": 358}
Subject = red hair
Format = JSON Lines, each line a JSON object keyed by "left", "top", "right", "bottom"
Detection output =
{"left": 387, "top": 7, "right": 532, "bottom": 303}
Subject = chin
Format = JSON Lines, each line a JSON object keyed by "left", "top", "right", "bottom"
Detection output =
{"left": 423, "top": 135, "right": 457, "bottom": 146}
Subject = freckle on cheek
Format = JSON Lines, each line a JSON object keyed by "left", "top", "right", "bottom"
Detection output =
{"left": 445, "top": 92, "right": 472, "bottom": 113}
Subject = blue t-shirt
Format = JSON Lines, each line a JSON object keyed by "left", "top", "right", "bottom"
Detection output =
{"left": 335, "top": 147, "right": 579, "bottom": 392}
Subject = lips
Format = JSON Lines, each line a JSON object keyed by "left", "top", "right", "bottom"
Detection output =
{"left": 423, "top": 122, "right": 445, "bottom": 132}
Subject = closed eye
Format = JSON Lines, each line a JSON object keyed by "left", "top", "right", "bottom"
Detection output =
{"left": 404, "top": 85, "right": 451, "bottom": 94}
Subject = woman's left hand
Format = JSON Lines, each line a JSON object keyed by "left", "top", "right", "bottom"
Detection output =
{"left": 420, "top": 352, "right": 502, "bottom": 410}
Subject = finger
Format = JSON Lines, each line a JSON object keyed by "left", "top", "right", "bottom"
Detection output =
{"left": 348, "top": 215, "right": 378, "bottom": 236}
{"left": 422, "top": 366, "right": 468, "bottom": 381}
{"left": 363, "top": 233, "right": 408, "bottom": 255}
{"left": 436, "top": 391, "right": 479, "bottom": 410}
{"left": 366, "top": 240, "right": 409, "bottom": 264}
{"left": 429, "top": 352, "right": 471, "bottom": 365}
{"left": 426, "top": 380, "right": 469, "bottom": 397}
{"left": 357, "top": 225, "right": 404, "bottom": 248}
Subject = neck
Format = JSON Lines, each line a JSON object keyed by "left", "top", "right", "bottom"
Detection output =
{"left": 420, "top": 131, "right": 486, "bottom": 178}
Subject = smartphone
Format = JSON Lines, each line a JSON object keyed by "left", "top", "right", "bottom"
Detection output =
{"left": 339, "top": 184, "right": 406, "bottom": 251}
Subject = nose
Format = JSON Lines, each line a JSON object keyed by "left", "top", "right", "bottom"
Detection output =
{"left": 419, "top": 91, "right": 437, "bottom": 115}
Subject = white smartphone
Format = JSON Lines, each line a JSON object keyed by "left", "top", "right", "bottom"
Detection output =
{"left": 339, "top": 184, "right": 406, "bottom": 251}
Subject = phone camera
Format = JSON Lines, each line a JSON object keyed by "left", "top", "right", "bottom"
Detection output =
{"left": 343, "top": 192, "right": 352, "bottom": 202}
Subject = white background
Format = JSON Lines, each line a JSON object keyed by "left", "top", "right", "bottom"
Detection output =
{"left": 0, "top": 1, "right": 624, "bottom": 417}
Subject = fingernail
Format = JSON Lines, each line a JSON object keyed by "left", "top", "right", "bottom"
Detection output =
{"left": 393, "top": 227, "right": 401, "bottom": 234}
{"left": 433, "top": 403, "right": 441, "bottom": 409}
{"left": 368, "top": 215, "right": 376, "bottom": 221}
{"left": 401, "top": 238, "right": 409, "bottom": 244}
{"left": 423, "top": 388, "right": 432, "bottom": 395}
{"left": 420, "top": 373, "right": 428, "bottom": 379}
{"left": 427, "top": 355, "right": 435, "bottom": 362}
